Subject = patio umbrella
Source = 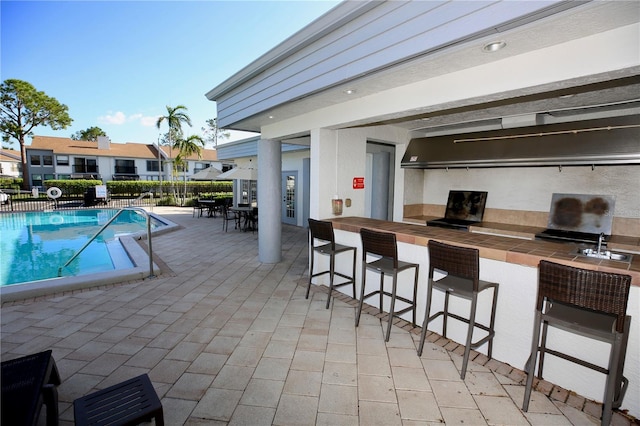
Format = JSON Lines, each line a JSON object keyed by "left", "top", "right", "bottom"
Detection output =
{"left": 190, "top": 166, "right": 222, "bottom": 181}
{"left": 216, "top": 167, "right": 258, "bottom": 181}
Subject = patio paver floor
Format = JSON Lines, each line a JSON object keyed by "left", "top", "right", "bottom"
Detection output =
{"left": 0, "top": 207, "right": 623, "bottom": 425}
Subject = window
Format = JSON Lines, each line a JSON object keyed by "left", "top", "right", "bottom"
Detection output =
{"left": 74, "top": 157, "right": 98, "bottom": 173}
{"left": 43, "top": 155, "right": 53, "bottom": 166}
{"left": 194, "top": 162, "right": 210, "bottom": 172}
{"left": 115, "top": 159, "right": 136, "bottom": 174}
{"left": 43, "top": 174, "right": 54, "bottom": 182}
{"left": 57, "top": 174, "right": 71, "bottom": 180}
{"left": 32, "top": 174, "right": 42, "bottom": 187}
{"left": 56, "top": 155, "right": 69, "bottom": 166}
{"left": 30, "top": 155, "right": 41, "bottom": 166}
{"left": 146, "top": 160, "right": 163, "bottom": 172}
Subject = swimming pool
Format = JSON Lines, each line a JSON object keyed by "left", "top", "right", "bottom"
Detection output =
{"left": 0, "top": 209, "right": 166, "bottom": 286}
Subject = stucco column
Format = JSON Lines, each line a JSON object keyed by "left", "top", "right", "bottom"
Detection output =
{"left": 258, "top": 138, "right": 282, "bottom": 263}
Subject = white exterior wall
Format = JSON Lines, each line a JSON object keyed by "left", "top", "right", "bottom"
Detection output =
{"left": 421, "top": 165, "right": 640, "bottom": 219}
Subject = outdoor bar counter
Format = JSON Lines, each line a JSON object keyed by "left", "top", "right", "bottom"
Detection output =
{"left": 325, "top": 216, "right": 640, "bottom": 417}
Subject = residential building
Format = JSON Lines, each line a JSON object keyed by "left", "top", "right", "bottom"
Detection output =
{"left": 0, "top": 148, "right": 21, "bottom": 178}
{"left": 26, "top": 135, "right": 223, "bottom": 188}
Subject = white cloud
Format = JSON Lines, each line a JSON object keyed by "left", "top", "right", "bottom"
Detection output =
{"left": 139, "top": 116, "right": 159, "bottom": 127}
{"left": 98, "top": 111, "right": 127, "bottom": 125}
{"left": 98, "top": 111, "right": 159, "bottom": 127}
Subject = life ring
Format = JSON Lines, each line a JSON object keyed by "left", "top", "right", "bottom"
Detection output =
{"left": 46, "top": 187, "right": 62, "bottom": 199}
{"left": 49, "top": 214, "right": 64, "bottom": 225}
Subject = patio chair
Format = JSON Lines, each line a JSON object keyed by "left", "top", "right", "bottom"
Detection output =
{"left": 1, "top": 350, "right": 61, "bottom": 426}
{"left": 192, "top": 199, "right": 208, "bottom": 218}
{"left": 222, "top": 204, "right": 240, "bottom": 231}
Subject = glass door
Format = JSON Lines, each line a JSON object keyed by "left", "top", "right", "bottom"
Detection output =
{"left": 281, "top": 171, "right": 297, "bottom": 225}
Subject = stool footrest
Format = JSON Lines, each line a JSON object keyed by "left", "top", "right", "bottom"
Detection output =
{"left": 74, "top": 374, "right": 163, "bottom": 426}
{"left": 362, "top": 290, "right": 415, "bottom": 309}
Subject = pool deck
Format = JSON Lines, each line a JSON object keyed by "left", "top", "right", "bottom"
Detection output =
{"left": 0, "top": 207, "right": 632, "bottom": 425}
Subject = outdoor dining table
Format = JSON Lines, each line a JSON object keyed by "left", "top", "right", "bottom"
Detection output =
{"left": 197, "top": 200, "right": 220, "bottom": 217}
{"left": 231, "top": 206, "right": 258, "bottom": 231}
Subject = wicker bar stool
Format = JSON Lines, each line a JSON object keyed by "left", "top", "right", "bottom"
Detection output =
{"left": 355, "top": 228, "right": 419, "bottom": 342}
{"left": 522, "top": 260, "right": 632, "bottom": 426}
{"left": 307, "top": 218, "right": 357, "bottom": 309}
{"left": 417, "top": 240, "right": 499, "bottom": 380}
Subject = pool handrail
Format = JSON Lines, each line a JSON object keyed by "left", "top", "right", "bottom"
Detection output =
{"left": 129, "top": 191, "right": 153, "bottom": 207}
{"left": 58, "top": 207, "right": 155, "bottom": 279}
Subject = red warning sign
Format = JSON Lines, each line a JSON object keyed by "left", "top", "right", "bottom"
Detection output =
{"left": 353, "top": 177, "right": 365, "bottom": 189}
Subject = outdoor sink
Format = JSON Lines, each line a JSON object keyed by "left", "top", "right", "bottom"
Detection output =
{"left": 573, "top": 248, "right": 632, "bottom": 262}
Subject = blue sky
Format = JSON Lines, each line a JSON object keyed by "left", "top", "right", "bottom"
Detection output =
{"left": 1, "top": 0, "right": 339, "bottom": 148}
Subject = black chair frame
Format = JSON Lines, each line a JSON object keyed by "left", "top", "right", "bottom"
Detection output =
{"left": 417, "top": 240, "right": 499, "bottom": 380}
{"left": 307, "top": 218, "right": 357, "bottom": 308}
{"left": 355, "top": 228, "right": 419, "bottom": 342}
{"left": 222, "top": 203, "right": 240, "bottom": 232}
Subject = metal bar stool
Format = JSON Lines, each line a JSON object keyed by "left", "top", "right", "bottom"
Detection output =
{"left": 522, "top": 260, "right": 632, "bottom": 426}
{"left": 307, "top": 218, "right": 357, "bottom": 309}
{"left": 355, "top": 228, "right": 419, "bottom": 342}
{"left": 417, "top": 240, "right": 499, "bottom": 380}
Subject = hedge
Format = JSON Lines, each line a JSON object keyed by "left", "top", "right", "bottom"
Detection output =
{"left": 41, "top": 179, "right": 233, "bottom": 198}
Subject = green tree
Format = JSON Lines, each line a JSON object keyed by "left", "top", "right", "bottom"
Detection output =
{"left": 174, "top": 134, "right": 204, "bottom": 205}
{"left": 156, "top": 105, "right": 191, "bottom": 200}
{"left": 201, "top": 117, "right": 230, "bottom": 148}
{"left": 71, "top": 126, "right": 106, "bottom": 141}
{"left": 0, "top": 79, "right": 73, "bottom": 189}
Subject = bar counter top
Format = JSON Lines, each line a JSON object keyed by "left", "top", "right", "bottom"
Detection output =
{"left": 330, "top": 216, "right": 640, "bottom": 286}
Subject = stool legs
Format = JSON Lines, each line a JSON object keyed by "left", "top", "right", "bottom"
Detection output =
{"left": 306, "top": 248, "right": 317, "bottom": 300}
{"left": 417, "top": 285, "right": 434, "bottom": 357}
{"left": 308, "top": 248, "right": 356, "bottom": 309}
{"left": 417, "top": 284, "right": 498, "bottom": 380}
{"left": 356, "top": 266, "right": 419, "bottom": 342}
{"left": 385, "top": 274, "right": 398, "bottom": 342}
{"left": 522, "top": 310, "right": 543, "bottom": 412}
{"left": 354, "top": 265, "right": 367, "bottom": 328}
{"left": 461, "top": 294, "right": 478, "bottom": 380}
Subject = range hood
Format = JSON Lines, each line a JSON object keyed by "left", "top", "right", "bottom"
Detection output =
{"left": 401, "top": 115, "right": 640, "bottom": 169}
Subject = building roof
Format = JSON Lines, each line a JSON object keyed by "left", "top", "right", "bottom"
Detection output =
{"left": 0, "top": 148, "right": 21, "bottom": 162}
{"left": 159, "top": 146, "right": 218, "bottom": 162}
{"left": 29, "top": 136, "right": 217, "bottom": 161}
{"left": 205, "top": 1, "right": 638, "bottom": 138}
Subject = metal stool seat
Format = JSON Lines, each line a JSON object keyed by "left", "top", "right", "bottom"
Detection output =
{"left": 307, "top": 218, "right": 357, "bottom": 308}
{"left": 355, "top": 228, "right": 419, "bottom": 342}
{"left": 522, "top": 260, "right": 632, "bottom": 426}
{"left": 417, "top": 240, "right": 499, "bottom": 380}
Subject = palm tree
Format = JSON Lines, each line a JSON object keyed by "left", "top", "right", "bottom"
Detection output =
{"left": 156, "top": 105, "right": 191, "bottom": 201}
{"left": 174, "top": 134, "right": 205, "bottom": 205}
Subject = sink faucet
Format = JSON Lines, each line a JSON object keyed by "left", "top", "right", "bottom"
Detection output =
{"left": 597, "top": 232, "right": 606, "bottom": 254}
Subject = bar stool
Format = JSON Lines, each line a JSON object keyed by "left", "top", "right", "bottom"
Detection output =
{"left": 522, "top": 260, "right": 632, "bottom": 426}
{"left": 355, "top": 228, "right": 419, "bottom": 342}
{"left": 417, "top": 240, "right": 499, "bottom": 380}
{"left": 307, "top": 218, "right": 357, "bottom": 309}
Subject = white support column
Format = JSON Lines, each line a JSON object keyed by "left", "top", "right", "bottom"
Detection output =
{"left": 258, "top": 138, "right": 282, "bottom": 263}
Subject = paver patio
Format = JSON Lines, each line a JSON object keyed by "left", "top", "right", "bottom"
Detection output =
{"left": 1, "top": 207, "right": 622, "bottom": 425}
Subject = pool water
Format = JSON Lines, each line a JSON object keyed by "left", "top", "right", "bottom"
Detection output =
{"left": 0, "top": 209, "right": 161, "bottom": 286}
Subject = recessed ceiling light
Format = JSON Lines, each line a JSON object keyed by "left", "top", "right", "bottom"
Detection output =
{"left": 344, "top": 89, "right": 356, "bottom": 95}
{"left": 559, "top": 94, "right": 575, "bottom": 99}
{"left": 482, "top": 41, "right": 506, "bottom": 53}
{"left": 268, "top": 115, "right": 274, "bottom": 119}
